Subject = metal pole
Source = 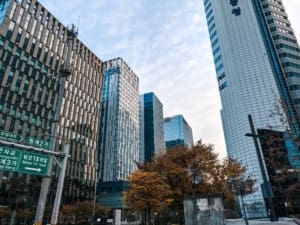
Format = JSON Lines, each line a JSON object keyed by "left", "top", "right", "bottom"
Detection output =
{"left": 34, "top": 24, "right": 77, "bottom": 225}
{"left": 247, "top": 114, "right": 277, "bottom": 221}
{"left": 50, "top": 143, "right": 70, "bottom": 225}
{"left": 91, "top": 163, "right": 98, "bottom": 225}
{"left": 193, "top": 195, "right": 197, "bottom": 225}
{"left": 240, "top": 193, "right": 249, "bottom": 225}
{"left": 34, "top": 76, "right": 66, "bottom": 224}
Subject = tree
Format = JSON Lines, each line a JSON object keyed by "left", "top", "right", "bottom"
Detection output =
{"left": 16, "top": 208, "right": 35, "bottom": 225}
{"left": 125, "top": 171, "right": 173, "bottom": 225}
{"left": 61, "top": 200, "right": 109, "bottom": 224}
{"left": 128, "top": 140, "right": 247, "bottom": 224}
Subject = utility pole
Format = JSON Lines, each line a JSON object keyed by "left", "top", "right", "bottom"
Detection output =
{"left": 50, "top": 143, "right": 70, "bottom": 225}
{"left": 34, "top": 24, "right": 78, "bottom": 225}
{"left": 91, "top": 163, "right": 99, "bottom": 225}
{"left": 245, "top": 114, "right": 277, "bottom": 221}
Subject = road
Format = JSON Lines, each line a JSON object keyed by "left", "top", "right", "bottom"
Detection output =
{"left": 225, "top": 218, "right": 298, "bottom": 225}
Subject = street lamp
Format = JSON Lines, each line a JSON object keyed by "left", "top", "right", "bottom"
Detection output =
{"left": 227, "top": 176, "right": 254, "bottom": 225}
{"left": 91, "top": 161, "right": 106, "bottom": 225}
{"left": 245, "top": 114, "right": 277, "bottom": 221}
{"left": 189, "top": 168, "right": 201, "bottom": 225}
{"left": 91, "top": 162, "right": 99, "bottom": 225}
{"left": 34, "top": 24, "right": 78, "bottom": 225}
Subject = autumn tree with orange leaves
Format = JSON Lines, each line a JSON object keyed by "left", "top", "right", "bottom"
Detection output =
{"left": 125, "top": 140, "right": 247, "bottom": 224}
{"left": 60, "top": 200, "right": 109, "bottom": 224}
{"left": 125, "top": 171, "right": 173, "bottom": 225}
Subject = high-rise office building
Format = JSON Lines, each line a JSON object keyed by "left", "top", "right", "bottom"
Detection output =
{"left": 203, "top": 0, "right": 300, "bottom": 217}
{"left": 140, "top": 92, "right": 165, "bottom": 163}
{"left": 164, "top": 114, "right": 193, "bottom": 150}
{"left": 98, "top": 57, "right": 139, "bottom": 208}
{"left": 0, "top": 0, "right": 103, "bottom": 207}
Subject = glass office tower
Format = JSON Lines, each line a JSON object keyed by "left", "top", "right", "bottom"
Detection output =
{"left": 140, "top": 92, "right": 165, "bottom": 163}
{"left": 0, "top": 0, "right": 103, "bottom": 205}
{"left": 203, "top": 0, "right": 300, "bottom": 217}
{"left": 164, "top": 114, "right": 193, "bottom": 150}
{"left": 98, "top": 57, "right": 139, "bottom": 208}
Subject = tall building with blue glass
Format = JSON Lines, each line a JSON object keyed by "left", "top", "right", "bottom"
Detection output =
{"left": 203, "top": 0, "right": 300, "bottom": 218}
{"left": 164, "top": 114, "right": 193, "bottom": 150}
{"left": 98, "top": 57, "right": 139, "bottom": 208}
{"left": 140, "top": 92, "right": 165, "bottom": 163}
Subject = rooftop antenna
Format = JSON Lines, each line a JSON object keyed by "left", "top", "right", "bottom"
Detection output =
{"left": 77, "top": 16, "right": 80, "bottom": 34}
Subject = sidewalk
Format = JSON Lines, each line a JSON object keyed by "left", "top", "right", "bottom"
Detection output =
{"left": 225, "top": 218, "right": 298, "bottom": 225}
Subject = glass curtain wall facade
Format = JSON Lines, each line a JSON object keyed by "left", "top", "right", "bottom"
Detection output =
{"left": 253, "top": 0, "right": 300, "bottom": 133}
{"left": 0, "top": 0, "right": 103, "bottom": 205}
{"left": 203, "top": 0, "right": 300, "bottom": 217}
{"left": 140, "top": 92, "right": 165, "bottom": 163}
{"left": 164, "top": 114, "right": 193, "bottom": 150}
{"left": 98, "top": 57, "right": 139, "bottom": 207}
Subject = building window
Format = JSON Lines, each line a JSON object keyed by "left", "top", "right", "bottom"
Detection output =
{"left": 213, "top": 46, "right": 220, "bottom": 56}
{"left": 289, "top": 85, "right": 300, "bottom": 90}
{"left": 219, "top": 81, "right": 228, "bottom": 91}
{"left": 24, "top": 14, "right": 30, "bottom": 30}
{"left": 9, "top": 2, "right": 17, "bottom": 19}
{"left": 7, "top": 21, "right": 15, "bottom": 38}
{"left": 216, "top": 63, "right": 224, "bottom": 73}
{"left": 16, "top": 27, "right": 22, "bottom": 43}
{"left": 217, "top": 72, "right": 226, "bottom": 81}
{"left": 39, "top": 8, "right": 44, "bottom": 21}
{"left": 45, "top": 13, "right": 49, "bottom": 26}
{"left": 16, "top": 8, "right": 24, "bottom": 24}
{"left": 26, "top": 0, "right": 31, "bottom": 10}
{"left": 214, "top": 54, "right": 222, "bottom": 64}
{"left": 37, "top": 25, "right": 43, "bottom": 39}
{"left": 32, "top": 3, "right": 38, "bottom": 16}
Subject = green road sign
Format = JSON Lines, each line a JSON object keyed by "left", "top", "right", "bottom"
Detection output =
{"left": 25, "top": 137, "right": 50, "bottom": 150}
{"left": 0, "top": 131, "right": 23, "bottom": 142}
{"left": 0, "top": 130, "right": 50, "bottom": 150}
{"left": 0, "top": 145, "right": 50, "bottom": 176}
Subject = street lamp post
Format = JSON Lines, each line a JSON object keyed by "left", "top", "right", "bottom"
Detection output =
{"left": 91, "top": 163, "right": 99, "bottom": 225}
{"left": 227, "top": 177, "right": 253, "bottom": 225}
{"left": 34, "top": 24, "right": 78, "bottom": 225}
{"left": 50, "top": 143, "right": 70, "bottom": 225}
{"left": 245, "top": 114, "right": 277, "bottom": 221}
{"left": 190, "top": 168, "right": 201, "bottom": 225}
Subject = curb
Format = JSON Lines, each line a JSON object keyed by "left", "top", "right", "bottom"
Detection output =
{"left": 291, "top": 217, "right": 300, "bottom": 225}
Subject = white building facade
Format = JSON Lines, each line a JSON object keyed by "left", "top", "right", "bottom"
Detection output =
{"left": 203, "top": 0, "right": 300, "bottom": 217}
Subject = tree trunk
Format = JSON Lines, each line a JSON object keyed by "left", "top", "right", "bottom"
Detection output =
{"left": 178, "top": 203, "right": 185, "bottom": 225}
{"left": 145, "top": 206, "right": 152, "bottom": 225}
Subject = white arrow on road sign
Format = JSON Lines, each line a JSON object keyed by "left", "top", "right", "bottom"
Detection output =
{"left": 25, "top": 167, "right": 42, "bottom": 172}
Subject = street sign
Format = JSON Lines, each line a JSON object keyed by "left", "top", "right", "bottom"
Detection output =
{"left": 25, "top": 137, "right": 50, "bottom": 150}
{"left": 0, "top": 145, "right": 50, "bottom": 176}
{"left": 0, "top": 131, "right": 23, "bottom": 142}
{"left": 0, "top": 130, "right": 50, "bottom": 150}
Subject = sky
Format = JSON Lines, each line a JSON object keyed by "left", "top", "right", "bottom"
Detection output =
{"left": 38, "top": 0, "right": 300, "bottom": 158}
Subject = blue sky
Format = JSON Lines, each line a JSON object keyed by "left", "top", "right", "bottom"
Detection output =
{"left": 39, "top": 0, "right": 300, "bottom": 158}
